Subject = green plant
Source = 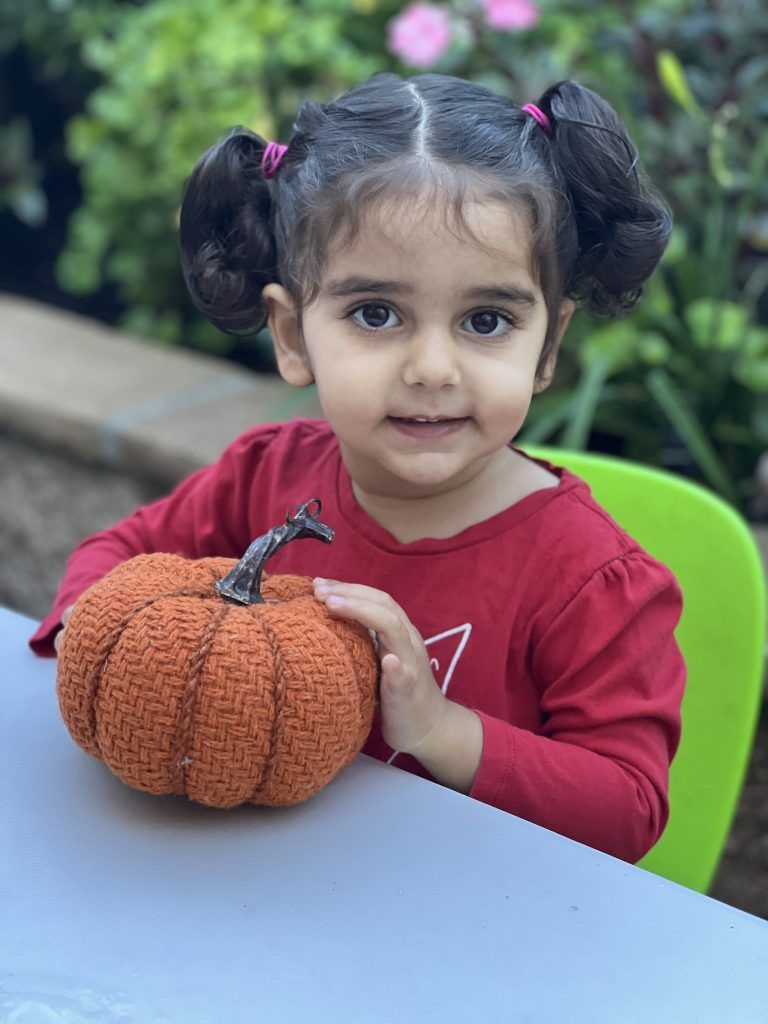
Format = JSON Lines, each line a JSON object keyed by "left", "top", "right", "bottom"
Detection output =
{"left": 54, "top": 0, "right": 399, "bottom": 354}
{"left": 522, "top": 223, "right": 768, "bottom": 512}
{"left": 519, "top": 10, "right": 768, "bottom": 515}
{"left": 0, "top": 0, "right": 88, "bottom": 228}
{"left": 13, "top": 0, "right": 768, "bottom": 509}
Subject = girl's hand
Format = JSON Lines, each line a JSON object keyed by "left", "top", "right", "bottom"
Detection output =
{"left": 312, "top": 578, "right": 449, "bottom": 758}
{"left": 313, "top": 579, "right": 483, "bottom": 793}
{"left": 53, "top": 605, "right": 74, "bottom": 655}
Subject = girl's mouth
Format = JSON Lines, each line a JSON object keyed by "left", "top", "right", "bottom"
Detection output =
{"left": 388, "top": 417, "right": 470, "bottom": 439}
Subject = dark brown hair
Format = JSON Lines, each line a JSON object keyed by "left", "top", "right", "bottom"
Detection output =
{"left": 179, "top": 73, "right": 672, "bottom": 378}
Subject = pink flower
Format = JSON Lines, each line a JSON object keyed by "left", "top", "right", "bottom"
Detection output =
{"left": 387, "top": 3, "right": 452, "bottom": 68}
{"left": 480, "top": 0, "right": 540, "bottom": 32}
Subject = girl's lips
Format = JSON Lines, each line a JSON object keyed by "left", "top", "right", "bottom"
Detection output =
{"left": 388, "top": 417, "right": 470, "bottom": 439}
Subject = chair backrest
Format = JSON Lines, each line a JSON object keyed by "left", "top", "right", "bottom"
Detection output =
{"left": 523, "top": 445, "right": 766, "bottom": 893}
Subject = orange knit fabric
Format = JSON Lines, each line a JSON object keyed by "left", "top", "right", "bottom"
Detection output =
{"left": 56, "top": 554, "right": 378, "bottom": 808}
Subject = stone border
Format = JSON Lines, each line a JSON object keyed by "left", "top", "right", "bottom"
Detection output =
{"left": 0, "top": 294, "right": 323, "bottom": 483}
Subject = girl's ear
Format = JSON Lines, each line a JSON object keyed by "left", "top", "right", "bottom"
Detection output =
{"left": 262, "top": 283, "right": 315, "bottom": 386}
{"left": 533, "top": 298, "right": 576, "bottom": 393}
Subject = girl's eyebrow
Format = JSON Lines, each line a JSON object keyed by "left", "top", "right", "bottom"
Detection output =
{"left": 465, "top": 285, "right": 538, "bottom": 307}
{"left": 323, "top": 275, "right": 538, "bottom": 306}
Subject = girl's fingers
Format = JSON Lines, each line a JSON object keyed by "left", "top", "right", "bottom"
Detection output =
{"left": 314, "top": 584, "right": 420, "bottom": 658}
{"left": 313, "top": 579, "right": 393, "bottom": 616}
{"left": 313, "top": 579, "right": 394, "bottom": 605}
{"left": 323, "top": 592, "right": 402, "bottom": 641}
{"left": 382, "top": 652, "right": 402, "bottom": 674}
{"left": 54, "top": 605, "right": 75, "bottom": 654}
{"left": 381, "top": 654, "right": 420, "bottom": 702}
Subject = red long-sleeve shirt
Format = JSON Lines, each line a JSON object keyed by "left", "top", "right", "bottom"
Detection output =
{"left": 31, "top": 418, "right": 685, "bottom": 862}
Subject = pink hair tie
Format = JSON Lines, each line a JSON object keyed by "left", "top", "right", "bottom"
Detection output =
{"left": 521, "top": 103, "right": 552, "bottom": 136}
{"left": 261, "top": 141, "right": 288, "bottom": 179}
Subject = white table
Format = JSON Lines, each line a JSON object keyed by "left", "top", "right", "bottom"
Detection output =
{"left": 2, "top": 606, "right": 767, "bottom": 1023}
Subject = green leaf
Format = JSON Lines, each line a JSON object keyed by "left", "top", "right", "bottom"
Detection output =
{"left": 684, "top": 299, "right": 749, "bottom": 351}
{"left": 660, "top": 225, "right": 688, "bottom": 267}
{"left": 11, "top": 186, "right": 46, "bottom": 226}
{"left": 519, "top": 392, "right": 578, "bottom": 445}
{"left": 55, "top": 247, "right": 100, "bottom": 295}
{"left": 561, "top": 356, "right": 613, "bottom": 450}
{"left": 734, "top": 328, "right": 768, "bottom": 392}
{"left": 657, "top": 51, "right": 703, "bottom": 119}
{"left": 637, "top": 332, "right": 671, "bottom": 366}
{"left": 752, "top": 400, "right": 768, "bottom": 444}
{"left": 579, "top": 320, "right": 642, "bottom": 373}
{"left": 740, "top": 327, "right": 768, "bottom": 358}
{"left": 645, "top": 368, "right": 737, "bottom": 502}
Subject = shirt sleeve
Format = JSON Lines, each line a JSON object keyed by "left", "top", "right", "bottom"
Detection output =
{"left": 28, "top": 425, "right": 279, "bottom": 657}
{"left": 469, "top": 551, "right": 686, "bottom": 863}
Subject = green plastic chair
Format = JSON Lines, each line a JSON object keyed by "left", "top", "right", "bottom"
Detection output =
{"left": 522, "top": 445, "right": 766, "bottom": 893}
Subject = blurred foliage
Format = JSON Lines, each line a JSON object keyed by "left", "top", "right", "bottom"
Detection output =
{"left": 0, "top": 0, "right": 81, "bottom": 227}
{"left": 3, "top": 0, "right": 768, "bottom": 511}
{"left": 0, "top": 115, "right": 47, "bottom": 226}
{"left": 506, "top": 1, "right": 768, "bottom": 514}
{"left": 16, "top": 0, "right": 400, "bottom": 357}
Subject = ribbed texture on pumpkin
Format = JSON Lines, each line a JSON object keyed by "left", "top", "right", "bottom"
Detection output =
{"left": 56, "top": 554, "right": 378, "bottom": 808}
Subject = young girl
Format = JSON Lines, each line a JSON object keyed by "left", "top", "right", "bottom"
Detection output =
{"left": 32, "top": 72, "right": 685, "bottom": 864}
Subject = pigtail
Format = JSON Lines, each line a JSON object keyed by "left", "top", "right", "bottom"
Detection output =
{"left": 535, "top": 81, "right": 672, "bottom": 317}
{"left": 179, "top": 128, "right": 280, "bottom": 334}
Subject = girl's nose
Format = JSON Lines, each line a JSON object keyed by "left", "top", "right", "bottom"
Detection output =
{"left": 401, "top": 328, "right": 461, "bottom": 389}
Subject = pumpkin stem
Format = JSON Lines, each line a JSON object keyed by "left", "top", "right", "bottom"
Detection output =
{"left": 214, "top": 497, "right": 335, "bottom": 605}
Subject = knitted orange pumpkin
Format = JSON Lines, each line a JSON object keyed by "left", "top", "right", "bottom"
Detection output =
{"left": 56, "top": 499, "right": 378, "bottom": 808}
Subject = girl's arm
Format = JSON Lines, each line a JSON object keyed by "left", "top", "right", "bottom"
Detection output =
{"left": 474, "top": 555, "right": 684, "bottom": 863}
{"left": 315, "top": 555, "right": 685, "bottom": 864}
{"left": 30, "top": 425, "right": 277, "bottom": 656}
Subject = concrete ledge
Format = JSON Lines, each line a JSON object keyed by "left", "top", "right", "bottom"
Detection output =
{"left": 0, "top": 294, "right": 323, "bottom": 483}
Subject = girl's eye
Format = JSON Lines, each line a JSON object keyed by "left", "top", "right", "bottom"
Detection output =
{"left": 350, "top": 304, "right": 400, "bottom": 331}
{"left": 345, "top": 304, "right": 518, "bottom": 337}
{"left": 463, "top": 310, "right": 517, "bottom": 337}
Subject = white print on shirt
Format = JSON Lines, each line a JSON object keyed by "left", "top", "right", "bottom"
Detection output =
{"left": 386, "top": 622, "right": 473, "bottom": 766}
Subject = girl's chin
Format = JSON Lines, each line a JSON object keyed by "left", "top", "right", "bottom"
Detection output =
{"left": 339, "top": 431, "right": 491, "bottom": 490}
{"left": 381, "top": 456, "right": 476, "bottom": 493}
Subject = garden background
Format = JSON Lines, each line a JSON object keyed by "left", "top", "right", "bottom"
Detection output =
{"left": 4, "top": 0, "right": 768, "bottom": 509}
{"left": 2, "top": 0, "right": 767, "bottom": 917}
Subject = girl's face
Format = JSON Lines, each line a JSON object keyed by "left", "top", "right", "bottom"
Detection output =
{"left": 263, "top": 197, "right": 574, "bottom": 503}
